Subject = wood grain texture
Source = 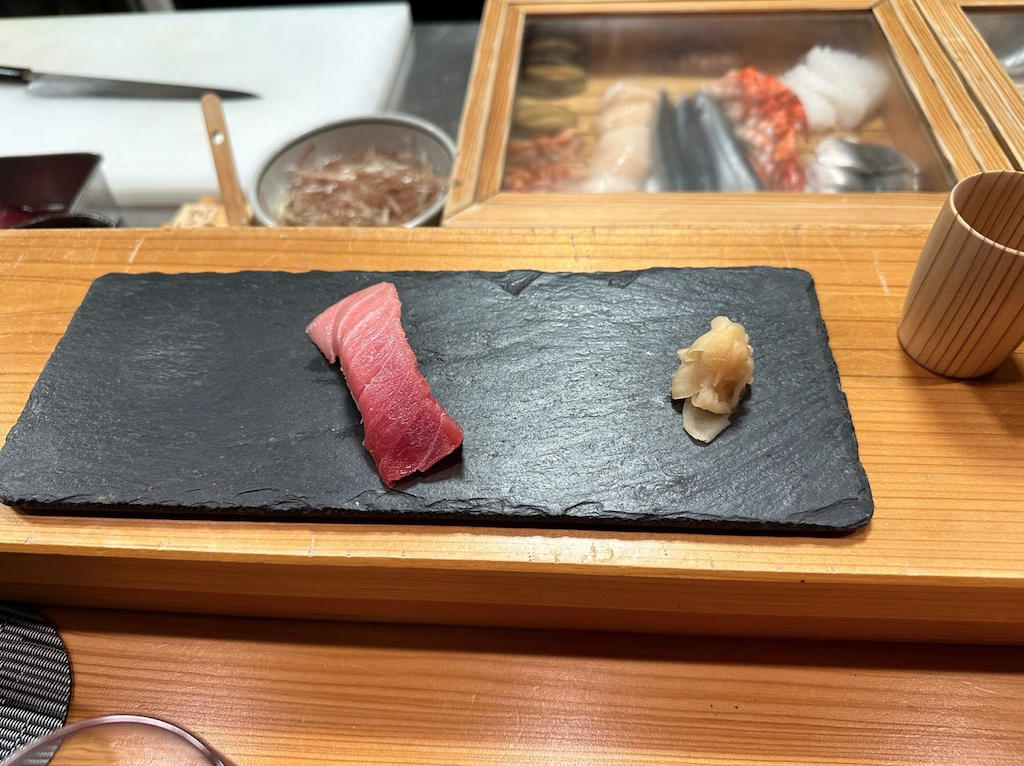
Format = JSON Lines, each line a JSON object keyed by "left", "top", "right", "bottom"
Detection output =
{"left": 509, "top": 0, "right": 891, "bottom": 12}
{"left": 445, "top": 191, "right": 951, "bottom": 226}
{"left": 200, "top": 94, "right": 251, "bottom": 227}
{"left": 877, "top": 0, "right": 1009, "bottom": 174}
{"left": 475, "top": 4, "right": 526, "bottom": 198}
{"left": 443, "top": 0, "right": 1011, "bottom": 226}
{"left": 899, "top": 171, "right": 1024, "bottom": 377}
{"left": 2, "top": 227, "right": 1024, "bottom": 644}
{"left": 446, "top": 0, "right": 511, "bottom": 215}
{"left": 43, "top": 607, "right": 1024, "bottom": 766}
{"left": 914, "top": 0, "right": 1024, "bottom": 169}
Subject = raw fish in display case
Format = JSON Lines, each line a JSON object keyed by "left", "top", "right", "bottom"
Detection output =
{"left": 503, "top": 12, "right": 953, "bottom": 195}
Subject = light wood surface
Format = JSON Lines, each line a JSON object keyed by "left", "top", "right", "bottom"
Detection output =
{"left": 444, "top": 0, "right": 1013, "bottom": 226}
{"left": 878, "top": 0, "right": 1009, "bottom": 173}
{"left": 200, "top": 94, "right": 251, "bottom": 227}
{"left": 446, "top": 191, "right": 952, "bottom": 226}
{"left": 915, "top": 0, "right": 1024, "bottom": 170}
{"left": 899, "top": 171, "right": 1024, "bottom": 377}
{"left": 43, "top": 606, "right": 1024, "bottom": 766}
{"left": 2, "top": 227, "right": 1024, "bottom": 644}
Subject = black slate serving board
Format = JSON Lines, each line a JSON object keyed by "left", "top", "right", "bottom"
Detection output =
{"left": 0, "top": 268, "right": 872, "bottom": 534}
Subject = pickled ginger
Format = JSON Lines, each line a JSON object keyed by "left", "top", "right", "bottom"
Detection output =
{"left": 671, "top": 316, "right": 754, "bottom": 443}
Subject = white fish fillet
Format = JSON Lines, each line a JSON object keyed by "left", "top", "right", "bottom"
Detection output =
{"left": 588, "top": 125, "right": 652, "bottom": 187}
{"left": 781, "top": 46, "right": 889, "bottom": 131}
{"left": 595, "top": 101, "right": 656, "bottom": 134}
{"left": 783, "top": 62, "right": 867, "bottom": 130}
{"left": 585, "top": 173, "right": 647, "bottom": 193}
{"left": 599, "top": 80, "right": 660, "bottom": 112}
{"left": 807, "top": 47, "right": 888, "bottom": 128}
{"left": 587, "top": 82, "right": 658, "bottom": 193}
{"left": 808, "top": 47, "right": 888, "bottom": 103}
{"left": 781, "top": 66, "right": 837, "bottom": 132}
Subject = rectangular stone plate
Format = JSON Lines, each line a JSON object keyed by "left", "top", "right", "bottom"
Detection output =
{"left": 0, "top": 268, "right": 872, "bottom": 533}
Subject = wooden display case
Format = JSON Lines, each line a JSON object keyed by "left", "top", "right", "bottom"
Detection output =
{"left": 444, "top": 0, "right": 1010, "bottom": 227}
{"left": 915, "top": 0, "right": 1024, "bottom": 168}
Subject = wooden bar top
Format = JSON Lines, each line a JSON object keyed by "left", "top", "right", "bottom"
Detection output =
{"left": 2, "top": 226, "right": 1023, "bottom": 643}
{"left": 45, "top": 606, "right": 1024, "bottom": 766}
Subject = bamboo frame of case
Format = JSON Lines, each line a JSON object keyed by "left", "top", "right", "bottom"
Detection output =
{"left": 914, "top": 0, "right": 1024, "bottom": 169}
{"left": 444, "top": 0, "right": 1011, "bottom": 227}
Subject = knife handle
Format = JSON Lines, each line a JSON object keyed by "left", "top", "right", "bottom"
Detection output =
{"left": 0, "top": 66, "right": 30, "bottom": 83}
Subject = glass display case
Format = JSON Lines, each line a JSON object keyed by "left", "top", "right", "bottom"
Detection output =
{"left": 505, "top": 13, "right": 947, "bottom": 195}
{"left": 445, "top": 0, "right": 1011, "bottom": 227}
{"left": 967, "top": 7, "right": 1024, "bottom": 93}
{"left": 880, "top": 0, "right": 1024, "bottom": 170}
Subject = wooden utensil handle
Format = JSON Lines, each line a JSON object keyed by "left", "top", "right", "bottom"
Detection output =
{"left": 200, "top": 93, "right": 251, "bottom": 227}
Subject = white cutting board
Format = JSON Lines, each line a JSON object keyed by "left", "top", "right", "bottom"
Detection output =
{"left": 0, "top": 3, "right": 412, "bottom": 206}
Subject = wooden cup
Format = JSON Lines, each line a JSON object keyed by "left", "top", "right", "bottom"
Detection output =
{"left": 898, "top": 171, "right": 1024, "bottom": 378}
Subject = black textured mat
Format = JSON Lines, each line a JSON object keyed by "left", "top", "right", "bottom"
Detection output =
{"left": 0, "top": 605, "right": 71, "bottom": 763}
{"left": 0, "top": 268, "right": 872, "bottom": 533}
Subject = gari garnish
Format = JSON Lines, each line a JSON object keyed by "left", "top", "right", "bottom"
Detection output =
{"left": 671, "top": 316, "right": 754, "bottom": 443}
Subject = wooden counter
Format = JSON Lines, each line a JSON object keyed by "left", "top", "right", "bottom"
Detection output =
{"left": 45, "top": 606, "right": 1024, "bottom": 765}
{"left": 2, "top": 226, "right": 1023, "bottom": 644}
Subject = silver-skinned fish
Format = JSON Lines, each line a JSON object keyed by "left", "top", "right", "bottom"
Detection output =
{"left": 676, "top": 95, "right": 718, "bottom": 191}
{"left": 692, "top": 93, "right": 761, "bottom": 192}
{"left": 808, "top": 136, "right": 919, "bottom": 193}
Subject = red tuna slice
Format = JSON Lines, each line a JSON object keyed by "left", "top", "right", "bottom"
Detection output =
{"left": 307, "top": 282, "right": 464, "bottom": 487}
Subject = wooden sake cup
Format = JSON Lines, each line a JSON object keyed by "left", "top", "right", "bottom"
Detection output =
{"left": 898, "top": 171, "right": 1024, "bottom": 378}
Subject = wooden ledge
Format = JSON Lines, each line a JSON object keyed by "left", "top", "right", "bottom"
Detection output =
{"left": 2, "top": 227, "right": 1023, "bottom": 644}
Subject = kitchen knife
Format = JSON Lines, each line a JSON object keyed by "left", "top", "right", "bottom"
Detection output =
{"left": 0, "top": 65, "right": 258, "bottom": 100}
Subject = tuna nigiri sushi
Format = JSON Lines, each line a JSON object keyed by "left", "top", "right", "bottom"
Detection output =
{"left": 307, "top": 282, "right": 464, "bottom": 487}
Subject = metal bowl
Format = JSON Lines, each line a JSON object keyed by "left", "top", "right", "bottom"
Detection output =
{"left": 252, "top": 113, "right": 456, "bottom": 228}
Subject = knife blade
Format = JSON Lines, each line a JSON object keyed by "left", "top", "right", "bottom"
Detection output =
{"left": 0, "top": 65, "right": 258, "bottom": 100}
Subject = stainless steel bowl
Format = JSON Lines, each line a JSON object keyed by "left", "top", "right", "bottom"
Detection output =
{"left": 252, "top": 113, "right": 456, "bottom": 228}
